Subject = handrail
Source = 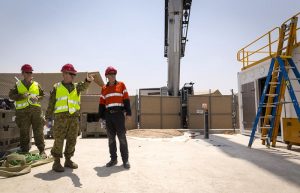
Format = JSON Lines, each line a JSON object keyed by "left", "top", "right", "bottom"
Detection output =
{"left": 282, "top": 12, "right": 300, "bottom": 25}
{"left": 237, "top": 27, "right": 280, "bottom": 70}
{"left": 237, "top": 12, "right": 300, "bottom": 70}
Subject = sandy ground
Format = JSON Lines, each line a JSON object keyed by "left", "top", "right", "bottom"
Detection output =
{"left": 127, "top": 129, "right": 183, "bottom": 138}
{"left": 1, "top": 132, "right": 300, "bottom": 193}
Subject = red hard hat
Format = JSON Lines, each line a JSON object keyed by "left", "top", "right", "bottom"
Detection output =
{"left": 21, "top": 64, "right": 33, "bottom": 72}
{"left": 61, "top": 63, "right": 77, "bottom": 74}
{"left": 105, "top": 66, "right": 117, "bottom": 75}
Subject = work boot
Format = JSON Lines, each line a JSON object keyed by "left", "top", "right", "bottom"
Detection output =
{"left": 106, "top": 159, "right": 117, "bottom": 167}
{"left": 64, "top": 158, "right": 78, "bottom": 169}
{"left": 52, "top": 157, "right": 64, "bottom": 172}
{"left": 39, "top": 151, "right": 47, "bottom": 159}
{"left": 18, "top": 148, "right": 29, "bottom": 154}
{"left": 123, "top": 161, "right": 130, "bottom": 169}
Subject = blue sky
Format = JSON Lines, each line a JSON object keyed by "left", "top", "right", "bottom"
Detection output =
{"left": 0, "top": 0, "right": 299, "bottom": 94}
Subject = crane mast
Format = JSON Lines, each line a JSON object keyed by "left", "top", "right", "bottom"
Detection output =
{"left": 164, "top": 0, "right": 192, "bottom": 96}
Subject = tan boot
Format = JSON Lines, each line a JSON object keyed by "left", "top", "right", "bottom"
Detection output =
{"left": 52, "top": 157, "right": 65, "bottom": 172}
{"left": 39, "top": 151, "right": 47, "bottom": 159}
{"left": 64, "top": 158, "right": 78, "bottom": 169}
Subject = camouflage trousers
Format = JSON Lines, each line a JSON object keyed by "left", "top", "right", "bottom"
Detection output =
{"left": 15, "top": 106, "right": 45, "bottom": 152}
{"left": 51, "top": 114, "right": 79, "bottom": 158}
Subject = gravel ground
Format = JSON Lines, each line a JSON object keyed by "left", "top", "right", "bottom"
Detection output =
{"left": 127, "top": 129, "right": 183, "bottom": 138}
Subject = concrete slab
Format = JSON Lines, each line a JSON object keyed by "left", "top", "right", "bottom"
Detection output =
{"left": 1, "top": 133, "right": 300, "bottom": 193}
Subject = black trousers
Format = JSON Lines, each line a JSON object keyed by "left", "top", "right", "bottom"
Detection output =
{"left": 105, "top": 111, "right": 129, "bottom": 162}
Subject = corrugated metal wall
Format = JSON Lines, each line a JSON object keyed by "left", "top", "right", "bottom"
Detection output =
{"left": 139, "top": 95, "right": 236, "bottom": 129}
{"left": 188, "top": 95, "right": 235, "bottom": 129}
{"left": 139, "top": 96, "right": 181, "bottom": 129}
{"left": 188, "top": 96, "right": 209, "bottom": 129}
{"left": 125, "top": 96, "right": 138, "bottom": 130}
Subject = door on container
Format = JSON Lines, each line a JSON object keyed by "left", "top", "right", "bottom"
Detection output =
{"left": 241, "top": 82, "right": 256, "bottom": 132}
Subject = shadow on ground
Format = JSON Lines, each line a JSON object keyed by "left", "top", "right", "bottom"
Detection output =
{"left": 190, "top": 132, "right": 300, "bottom": 187}
{"left": 34, "top": 169, "right": 82, "bottom": 188}
{"left": 94, "top": 165, "right": 127, "bottom": 177}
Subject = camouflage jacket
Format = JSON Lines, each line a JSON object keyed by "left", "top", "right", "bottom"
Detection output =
{"left": 45, "top": 79, "right": 91, "bottom": 120}
{"left": 9, "top": 80, "right": 45, "bottom": 110}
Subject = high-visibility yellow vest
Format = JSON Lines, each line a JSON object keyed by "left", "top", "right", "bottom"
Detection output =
{"left": 54, "top": 82, "right": 81, "bottom": 114}
{"left": 15, "top": 81, "right": 41, "bottom": 110}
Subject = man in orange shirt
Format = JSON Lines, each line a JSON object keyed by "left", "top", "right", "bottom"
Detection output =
{"left": 98, "top": 66, "right": 131, "bottom": 169}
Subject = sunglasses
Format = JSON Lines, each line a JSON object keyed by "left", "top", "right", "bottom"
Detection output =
{"left": 107, "top": 73, "right": 116, "bottom": 76}
{"left": 67, "top": 72, "right": 76, "bottom": 76}
{"left": 24, "top": 72, "right": 32, "bottom": 74}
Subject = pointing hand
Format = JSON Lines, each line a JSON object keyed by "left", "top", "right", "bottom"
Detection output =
{"left": 87, "top": 73, "right": 95, "bottom": 82}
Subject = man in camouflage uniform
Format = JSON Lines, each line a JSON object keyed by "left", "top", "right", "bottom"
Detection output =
{"left": 45, "top": 63, "right": 94, "bottom": 172}
{"left": 9, "top": 64, "right": 46, "bottom": 157}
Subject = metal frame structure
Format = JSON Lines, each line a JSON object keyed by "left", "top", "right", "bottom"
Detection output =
{"left": 164, "top": 0, "right": 192, "bottom": 96}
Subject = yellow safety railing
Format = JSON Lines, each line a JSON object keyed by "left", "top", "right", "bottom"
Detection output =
{"left": 237, "top": 12, "right": 300, "bottom": 71}
{"left": 237, "top": 27, "right": 280, "bottom": 70}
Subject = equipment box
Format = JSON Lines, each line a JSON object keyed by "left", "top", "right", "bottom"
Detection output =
{"left": 0, "top": 138, "right": 20, "bottom": 153}
{"left": 0, "top": 110, "right": 16, "bottom": 128}
{"left": 80, "top": 113, "right": 106, "bottom": 138}
{"left": 0, "top": 127, "right": 20, "bottom": 139}
{"left": 283, "top": 118, "right": 300, "bottom": 150}
{"left": 0, "top": 110, "right": 19, "bottom": 140}
{"left": 86, "top": 122, "right": 103, "bottom": 133}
